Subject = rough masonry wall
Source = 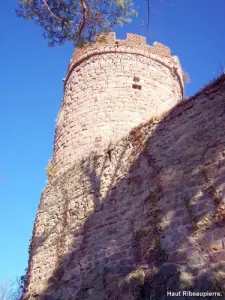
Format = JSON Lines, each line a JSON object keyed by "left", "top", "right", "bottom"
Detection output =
{"left": 25, "top": 75, "right": 225, "bottom": 300}
{"left": 51, "top": 33, "right": 183, "bottom": 176}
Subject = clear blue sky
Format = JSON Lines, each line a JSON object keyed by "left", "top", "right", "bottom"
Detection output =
{"left": 1, "top": 0, "right": 225, "bottom": 282}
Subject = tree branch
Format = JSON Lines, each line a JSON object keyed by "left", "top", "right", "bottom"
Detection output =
{"left": 40, "top": 0, "right": 64, "bottom": 22}
{"left": 78, "top": 0, "right": 87, "bottom": 35}
{"left": 147, "top": 0, "right": 150, "bottom": 32}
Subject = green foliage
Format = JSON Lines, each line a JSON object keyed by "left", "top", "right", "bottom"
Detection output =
{"left": 15, "top": 0, "right": 138, "bottom": 47}
{"left": 46, "top": 164, "right": 57, "bottom": 178}
{"left": 116, "top": 0, "right": 125, "bottom": 9}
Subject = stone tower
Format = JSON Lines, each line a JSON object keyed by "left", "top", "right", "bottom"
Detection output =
{"left": 24, "top": 33, "right": 186, "bottom": 299}
{"left": 51, "top": 32, "right": 184, "bottom": 176}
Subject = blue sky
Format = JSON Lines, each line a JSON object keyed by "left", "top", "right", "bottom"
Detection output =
{"left": 1, "top": 0, "right": 225, "bottom": 282}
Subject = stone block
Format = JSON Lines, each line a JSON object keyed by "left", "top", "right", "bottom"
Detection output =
{"left": 209, "top": 240, "right": 223, "bottom": 252}
{"left": 212, "top": 250, "right": 225, "bottom": 261}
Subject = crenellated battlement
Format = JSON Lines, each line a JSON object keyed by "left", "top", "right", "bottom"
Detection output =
{"left": 65, "top": 32, "right": 183, "bottom": 93}
{"left": 74, "top": 32, "right": 172, "bottom": 60}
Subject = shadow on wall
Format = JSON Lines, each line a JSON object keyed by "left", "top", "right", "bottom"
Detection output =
{"left": 25, "top": 74, "right": 225, "bottom": 300}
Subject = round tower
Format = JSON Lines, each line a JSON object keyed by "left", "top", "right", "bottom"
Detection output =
{"left": 52, "top": 32, "right": 184, "bottom": 176}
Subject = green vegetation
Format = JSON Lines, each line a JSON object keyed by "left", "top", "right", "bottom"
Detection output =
{"left": 16, "top": 0, "right": 137, "bottom": 47}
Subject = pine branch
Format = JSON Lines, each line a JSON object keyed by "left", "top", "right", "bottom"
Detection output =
{"left": 147, "top": 0, "right": 150, "bottom": 31}
{"left": 78, "top": 0, "right": 87, "bottom": 35}
{"left": 40, "top": 0, "right": 64, "bottom": 22}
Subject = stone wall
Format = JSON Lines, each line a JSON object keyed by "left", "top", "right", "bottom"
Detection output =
{"left": 25, "top": 75, "right": 225, "bottom": 299}
{"left": 51, "top": 33, "right": 183, "bottom": 176}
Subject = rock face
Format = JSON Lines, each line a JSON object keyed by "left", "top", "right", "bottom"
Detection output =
{"left": 24, "top": 32, "right": 225, "bottom": 300}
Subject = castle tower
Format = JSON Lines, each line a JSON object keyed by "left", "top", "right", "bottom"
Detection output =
{"left": 25, "top": 33, "right": 185, "bottom": 299}
{"left": 51, "top": 32, "right": 184, "bottom": 176}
